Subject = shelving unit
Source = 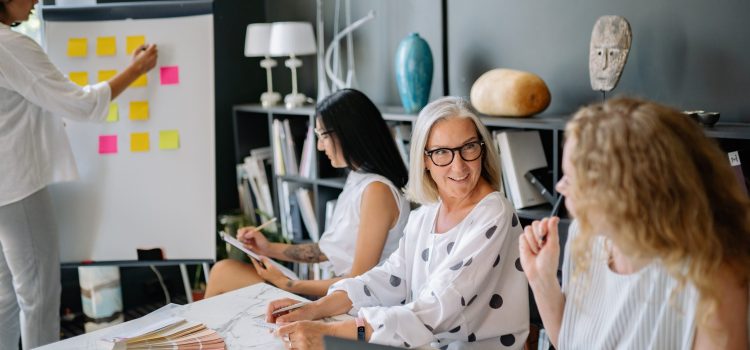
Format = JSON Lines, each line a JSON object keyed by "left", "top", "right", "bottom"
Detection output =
{"left": 233, "top": 103, "right": 750, "bottom": 232}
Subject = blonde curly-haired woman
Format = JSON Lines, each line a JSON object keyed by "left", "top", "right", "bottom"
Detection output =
{"left": 521, "top": 97, "right": 750, "bottom": 349}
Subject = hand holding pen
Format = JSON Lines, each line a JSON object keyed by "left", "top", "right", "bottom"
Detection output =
{"left": 518, "top": 196, "right": 563, "bottom": 284}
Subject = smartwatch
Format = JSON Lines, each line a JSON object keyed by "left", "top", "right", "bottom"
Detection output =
{"left": 355, "top": 317, "right": 366, "bottom": 341}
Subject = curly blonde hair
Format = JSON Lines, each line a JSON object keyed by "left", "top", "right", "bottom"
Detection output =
{"left": 566, "top": 97, "right": 750, "bottom": 326}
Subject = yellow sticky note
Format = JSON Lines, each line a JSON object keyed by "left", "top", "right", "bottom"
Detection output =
{"left": 106, "top": 103, "right": 118, "bottom": 122}
{"left": 159, "top": 130, "right": 180, "bottom": 150}
{"left": 98, "top": 70, "right": 117, "bottom": 82}
{"left": 96, "top": 36, "right": 116, "bottom": 56}
{"left": 131, "top": 74, "right": 147, "bottom": 87}
{"left": 69, "top": 72, "right": 88, "bottom": 86}
{"left": 129, "top": 101, "right": 149, "bottom": 121}
{"left": 67, "top": 38, "right": 87, "bottom": 57}
{"left": 130, "top": 132, "right": 150, "bottom": 152}
{"left": 126, "top": 35, "right": 145, "bottom": 55}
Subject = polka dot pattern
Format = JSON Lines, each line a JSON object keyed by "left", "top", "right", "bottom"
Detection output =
{"left": 464, "top": 257, "right": 473, "bottom": 267}
{"left": 490, "top": 294, "right": 503, "bottom": 309}
{"left": 364, "top": 285, "right": 371, "bottom": 297}
{"left": 450, "top": 260, "right": 464, "bottom": 271}
{"left": 485, "top": 225, "right": 498, "bottom": 239}
{"left": 390, "top": 275, "right": 402, "bottom": 287}
{"left": 515, "top": 257, "right": 523, "bottom": 272}
{"left": 404, "top": 341, "right": 410, "bottom": 348}
{"left": 511, "top": 214, "right": 518, "bottom": 227}
{"left": 466, "top": 294, "right": 477, "bottom": 306}
{"left": 500, "top": 334, "right": 516, "bottom": 346}
{"left": 493, "top": 254, "right": 500, "bottom": 267}
{"left": 421, "top": 248, "right": 430, "bottom": 262}
{"left": 449, "top": 325, "right": 461, "bottom": 333}
{"left": 424, "top": 324, "right": 434, "bottom": 331}
{"left": 447, "top": 242, "right": 455, "bottom": 254}
{"left": 468, "top": 333, "right": 476, "bottom": 342}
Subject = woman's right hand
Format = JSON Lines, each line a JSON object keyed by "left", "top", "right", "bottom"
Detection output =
{"left": 266, "top": 298, "right": 319, "bottom": 324}
{"left": 237, "top": 226, "right": 271, "bottom": 255}
{"left": 130, "top": 44, "right": 158, "bottom": 75}
{"left": 519, "top": 216, "right": 561, "bottom": 285}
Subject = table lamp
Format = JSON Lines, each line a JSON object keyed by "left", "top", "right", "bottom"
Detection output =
{"left": 245, "top": 23, "right": 281, "bottom": 107}
{"left": 269, "top": 22, "right": 317, "bottom": 109}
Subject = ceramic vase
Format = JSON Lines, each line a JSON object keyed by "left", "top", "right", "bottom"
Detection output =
{"left": 395, "top": 33, "right": 433, "bottom": 114}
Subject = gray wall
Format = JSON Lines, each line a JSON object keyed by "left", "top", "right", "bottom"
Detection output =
{"left": 266, "top": 0, "right": 750, "bottom": 121}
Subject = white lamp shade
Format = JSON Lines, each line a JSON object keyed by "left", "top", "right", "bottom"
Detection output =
{"left": 245, "top": 23, "right": 272, "bottom": 57}
{"left": 269, "top": 22, "right": 317, "bottom": 56}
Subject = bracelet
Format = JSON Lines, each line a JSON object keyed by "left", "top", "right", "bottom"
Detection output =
{"left": 355, "top": 317, "right": 366, "bottom": 341}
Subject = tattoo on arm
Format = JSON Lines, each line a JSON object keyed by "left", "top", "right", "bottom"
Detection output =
{"left": 283, "top": 243, "right": 328, "bottom": 263}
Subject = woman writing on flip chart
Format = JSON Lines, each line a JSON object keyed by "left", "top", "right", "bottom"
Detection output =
{"left": 0, "top": 0, "right": 158, "bottom": 348}
{"left": 205, "top": 89, "right": 409, "bottom": 298}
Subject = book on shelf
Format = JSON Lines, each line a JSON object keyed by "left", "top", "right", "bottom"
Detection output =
{"left": 298, "top": 125, "right": 315, "bottom": 178}
{"left": 100, "top": 317, "right": 225, "bottom": 350}
{"left": 282, "top": 119, "right": 299, "bottom": 175}
{"left": 242, "top": 152, "right": 276, "bottom": 230}
{"left": 296, "top": 188, "right": 320, "bottom": 242}
{"left": 287, "top": 193, "right": 305, "bottom": 242}
{"left": 496, "top": 130, "right": 549, "bottom": 209}
{"left": 390, "top": 124, "right": 411, "bottom": 166}
{"left": 236, "top": 164, "right": 256, "bottom": 219}
{"left": 272, "top": 119, "right": 286, "bottom": 176}
{"left": 728, "top": 150, "right": 749, "bottom": 196}
{"left": 524, "top": 167, "right": 556, "bottom": 205}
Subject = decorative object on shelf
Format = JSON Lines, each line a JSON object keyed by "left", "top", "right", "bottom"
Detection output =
{"left": 683, "top": 110, "right": 721, "bottom": 127}
{"left": 470, "top": 68, "right": 551, "bottom": 117}
{"left": 589, "top": 15, "right": 632, "bottom": 94}
{"left": 245, "top": 23, "right": 281, "bottom": 108}
{"left": 394, "top": 32, "right": 433, "bottom": 114}
{"left": 78, "top": 266, "right": 124, "bottom": 332}
{"left": 269, "top": 22, "right": 317, "bottom": 109}
{"left": 323, "top": 10, "right": 375, "bottom": 97}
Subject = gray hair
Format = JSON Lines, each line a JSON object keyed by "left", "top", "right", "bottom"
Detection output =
{"left": 405, "top": 96, "right": 502, "bottom": 205}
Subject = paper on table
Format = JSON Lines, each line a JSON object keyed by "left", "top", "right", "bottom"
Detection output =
{"left": 219, "top": 232, "right": 299, "bottom": 281}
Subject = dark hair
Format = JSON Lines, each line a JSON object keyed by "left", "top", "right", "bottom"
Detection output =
{"left": 0, "top": 1, "right": 21, "bottom": 27}
{"left": 316, "top": 88, "right": 408, "bottom": 189}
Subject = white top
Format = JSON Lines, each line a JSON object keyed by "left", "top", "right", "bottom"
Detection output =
{"left": 559, "top": 221, "right": 719, "bottom": 349}
{"left": 330, "top": 192, "right": 529, "bottom": 350}
{"left": 318, "top": 170, "right": 409, "bottom": 276}
{"left": 0, "top": 23, "right": 111, "bottom": 206}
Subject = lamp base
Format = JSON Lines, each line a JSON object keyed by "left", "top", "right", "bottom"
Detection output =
{"left": 284, "top": 93, "right": 307, "bottom": 109}
{"left": 261, "top": 92, "right": 281, "bottom": 108}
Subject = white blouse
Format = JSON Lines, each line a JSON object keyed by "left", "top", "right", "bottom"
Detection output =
{"left": 558, "top": 221, "right": 749, "bottom": 349}
{"left": 330, "top": 192, "right": 529, "bottom": 350}
{"left": 0, "top": 23, "right": 111, "bottom": 206}
{"left": 317, "top": 171, "right": 409, "bottom": 277}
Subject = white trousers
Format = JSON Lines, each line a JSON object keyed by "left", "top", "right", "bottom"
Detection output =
{"left": 0, "top": 188, "right": 60, "bottom": 350}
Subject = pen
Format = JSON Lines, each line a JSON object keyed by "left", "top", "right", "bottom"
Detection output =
{"left": 253, "top": 217, "right": 277, "bottom": 232}
{"left": 539, "top": 195, "right": 564, "bottom": 244}
{"left": 271, "top": 301, "right": 310, "bottom": 315}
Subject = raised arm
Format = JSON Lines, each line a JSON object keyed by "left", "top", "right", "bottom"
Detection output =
{"left": 519, "top": 217, "right": 565, "bottom": 348}
{"left": 107, "top": 43, "right": 157, "bottom": 99}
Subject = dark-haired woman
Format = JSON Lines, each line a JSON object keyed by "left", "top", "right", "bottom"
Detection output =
{"left": 1, "top": 0, "right": 157, "bottom": 348}
{"left": 205, "top": 89, "right": 409, "bottom": 298}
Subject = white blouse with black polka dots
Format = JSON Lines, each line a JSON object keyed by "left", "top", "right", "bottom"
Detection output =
{"left": 329, "top": 192, "right": 529, "bottom": 350}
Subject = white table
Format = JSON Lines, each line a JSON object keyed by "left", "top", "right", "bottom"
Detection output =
{"left": 36, "top": 284, "right": 350, "bottom": 350}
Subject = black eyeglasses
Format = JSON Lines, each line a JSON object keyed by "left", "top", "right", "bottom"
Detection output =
{"left": 314, "top": 128, "right": 334, "bottom": 139}
{"left": 424, "top": 141, "right": 485, "bottom": 167}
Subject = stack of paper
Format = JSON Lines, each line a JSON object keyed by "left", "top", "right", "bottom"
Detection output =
{"left": 101, "top": 317, "right": 225, "bottom": 349}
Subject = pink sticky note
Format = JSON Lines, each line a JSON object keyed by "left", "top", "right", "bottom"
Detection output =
{"left": 99, "top": 135, "right": 118, "bottom": 154}
{"left": 160, "top": 66, "right": 179, "bottom": 85}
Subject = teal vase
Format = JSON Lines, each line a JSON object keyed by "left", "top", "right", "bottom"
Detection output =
{"left": 395, "top": 33, "right": 433, "bottom": 114}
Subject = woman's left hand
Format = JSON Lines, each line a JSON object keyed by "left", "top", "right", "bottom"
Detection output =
{"left": 276, "top": 321, "right": 332, "bottom": 350}
{"left": 250, "top": 256, "right": 290, "bottom": 289}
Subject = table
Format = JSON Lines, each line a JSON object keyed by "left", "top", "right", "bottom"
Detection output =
{"left": 36, "top": 283, "right": 350, "bottom": 350}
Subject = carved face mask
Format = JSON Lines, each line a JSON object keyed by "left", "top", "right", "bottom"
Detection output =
{"left": 589, "top": 16, "right": 632, "bottom": 92}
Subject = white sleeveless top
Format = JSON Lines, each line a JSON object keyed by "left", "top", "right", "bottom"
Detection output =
{"left": 560, "top": 222, "right": 750, "bottom": 349}
{"left": 317, "top": 170, "right": 409, "bottom": 277}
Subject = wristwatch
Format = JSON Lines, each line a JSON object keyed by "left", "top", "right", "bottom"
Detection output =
{"left": 355, "top": 317, "right": 366, "bottom": 341}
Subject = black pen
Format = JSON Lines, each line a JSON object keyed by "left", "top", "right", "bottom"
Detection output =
{"left": 539, "top": 195, "right": 564, "bottom": 244}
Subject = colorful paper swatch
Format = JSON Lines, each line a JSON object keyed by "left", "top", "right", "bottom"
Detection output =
{"left": 98, "top": 70, "right": 117, "bottom": 83}
{"left": 69, "top": 72, "right": 88, "bottom": 86}
{"left": 130, "top": 132, "right": 150, "bottom": 152}
{"left": 160, "top": 66, "right": 180, "bottom": 85}
{"left": 99, "top": 135, "right": 117, "bottom": 154}
{"left": 131, "top": 74, "right": 147, "bottom": 87}
{"left": 159, "top": 130, "right": 180, "bottom": 150}
{"left": 129, "top": 101, "right": 149, "bottom": 121}
{"left": 107, "top": 103, "right": 119, "bottom": 122}
{"left": 67, "top": 38, "right": 87, "bottom": 57}
{"left": 126, "top": 35, "right": 145, "bottom": 55}
{"left": 96, "top": 36, "right": 116, "bottom": 56}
